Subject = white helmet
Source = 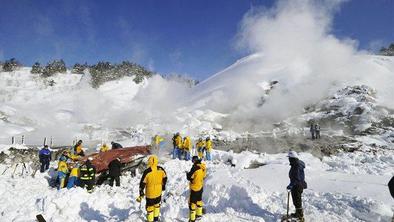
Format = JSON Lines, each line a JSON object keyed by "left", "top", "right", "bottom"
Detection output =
{"left": 287, "top": 150, "right": 298, "bottom": 159}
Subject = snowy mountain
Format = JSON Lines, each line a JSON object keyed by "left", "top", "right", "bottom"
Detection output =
{"left": 0, "top": 54, "right": 393, "bottom": 222}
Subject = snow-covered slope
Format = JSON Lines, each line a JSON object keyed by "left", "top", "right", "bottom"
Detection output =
{"left": 0, "top": 150, "right": 392, "bottom": 222}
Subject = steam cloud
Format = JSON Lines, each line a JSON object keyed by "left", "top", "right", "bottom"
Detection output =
{"left": 2, "top": 0, "right": 394, "bottom": 145}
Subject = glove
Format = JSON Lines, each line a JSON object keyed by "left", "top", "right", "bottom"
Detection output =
{"left": 136, "top": 195, "right": 144, "bottom": 203}
{"left": 286, "top": 185, "right": 292, "bottom": 190}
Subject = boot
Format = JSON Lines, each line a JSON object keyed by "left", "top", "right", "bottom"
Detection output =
{"left": 295, "top": 208, "right": 304, "bottom": 220}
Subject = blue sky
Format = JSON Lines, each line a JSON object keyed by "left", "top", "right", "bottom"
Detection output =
{"left": 0, "top": 0, "right": 393, "bottom": 80}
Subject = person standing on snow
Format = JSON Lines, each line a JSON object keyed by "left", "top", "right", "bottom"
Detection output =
{"left": 111, "top": 141, "right": 123, "bottom": 149}
{"left": 108, "top": 158, "right": 122, "bottom": 187}
{"left": 39, "top": 145, "right": 51, "bottom": 172}
{"left": 314, "top": 123, "right": 321, "bottom": 139}
{"left": 196, "top": 138, "right": 205, "bottom": 160}
{"left": 137, "top": 155, "right": 167, "bottom": 222}
{"left": 286, "top": 151, "right": 307, "bottom": 221}
{"left": 187, "top": 156, "right": 207, "bottom": 222}
{"left": 173, "top": 133, "right": 183, "bottom": 159}
{"left": 152, "top": 135, "right": 164, "bottom": 151}
{"left": 79, "top": 157, "right": 96, "bottom": 193}
{"left": 309, "top": 124, "right": 315, "bottom": 140}
{"left": 74, "top": 140, "right": 85, "bottom": 156}
{"left": 205, "top": 137, "right": 213, "bottom": 161}
{"left": 183, "top": 136, "right": 192, "bottom": 161}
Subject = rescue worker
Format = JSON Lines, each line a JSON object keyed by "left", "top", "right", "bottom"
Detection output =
{"left": 196, "top": 138, "right": 205, "bottom": 159}
{"left": 67, "top": 163, "right": 79, "bottom": 189}
{"left": 309, "top": 124, "right": 315, "bottom": 140}
{"left": 57, "top": 156, "right": 69, "bottom": 190}
{"left": 183, "top": 136, "right": 192, "bottom": 161}
{"left": 389, "top": 176, "right": 394, "bottom": 198}
{"left": 286, "top": 151, "right": 307, "bottom": 221}
{"left": 187, "top": 156, "right": 206, "bottom": 222}
{"left": 205, "top": 137, "right": 213, "bottom": 161}
{"left": 111, "top": 141, "right": 123, "bottom": 149}
{"left": 314, "top": 124, "right": 321, "bottom": 139}
{"left": 108, "top": 158, "right": 122, "bottom": 187}
{"left": 152, "top": 135, "right": 164, "bottom": 150}
{"left": 173, "top": 133, "right": 183, "bottom": 160}
{"left": 100, "top": 143, "right": 110, "bottom": 152}
{"left": 39, "top": 145, "right": 51, "bottom": 172}
{"left": 172, "top": 134, "right": 177, "bottom": 159}
{"left": 79, "top": 157, "right": 96, "bottom": 193}
{"left": 74, "top": 140, "right": 85, "bottom": 156}
{"left": 137, "top": 155, "right": 167, "bottom": 222}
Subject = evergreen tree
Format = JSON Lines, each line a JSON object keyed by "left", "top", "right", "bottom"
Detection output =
{"left": 3, "top": 58, "right": 21, "bottom": 72}
{"left": 42, "top": 59, "right": 67, "bottom": 77}
{"left": 31, "top": 62, "right": 43, "bottom": 74}
{"left": 379, "top": 43, "right": 394, "bottom": 56}
{"left": 72, "top": 63, "right": 88, "bottom": 74}
{"left": 89, "top": 60, "right": 154, "bottom": 87}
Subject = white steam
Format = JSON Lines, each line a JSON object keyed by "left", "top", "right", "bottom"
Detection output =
{"left": 2, "top": 0, "right": 394, "bottom": 145}
{"left": 190, "top": 0, "right": 394, "bottom": 131}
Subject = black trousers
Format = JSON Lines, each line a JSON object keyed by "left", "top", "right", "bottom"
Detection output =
{"left": 146, "top": 196, "right": 161, "bottom": 208}
{"left": 40, "top": 160, "right": 50, "bottom": 172}
{"left": 189, "top": 188, "right": 203, "bottom": 208}
{"left": 291, "top": 186, "right": 303, "bottom": 209}
{"left": 109, "top": 176, "right": 120, "bottom": 187}
{"left": 80, "top": 179, "right": 94, "bottom": 191}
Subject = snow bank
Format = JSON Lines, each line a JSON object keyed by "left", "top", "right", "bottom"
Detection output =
{"left": 0, "top": 150, "right": 392, "bottom": 222}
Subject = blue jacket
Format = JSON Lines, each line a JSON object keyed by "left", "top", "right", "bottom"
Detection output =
{"left": 39, "top": 148, "right": 51, "bottom": 162}
{"left": 288, "top": 159, "right": 307, "bottom": 189}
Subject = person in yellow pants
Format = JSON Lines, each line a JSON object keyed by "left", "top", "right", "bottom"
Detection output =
{"left": 137, "top": 155, "right": 167, "bottom": 222}
{"left": 186, "top": 156, "right": 206, "bottom": 222}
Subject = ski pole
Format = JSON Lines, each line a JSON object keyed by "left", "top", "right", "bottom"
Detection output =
{"left": 286, "top": 190, "right": 290, "bottom": 221}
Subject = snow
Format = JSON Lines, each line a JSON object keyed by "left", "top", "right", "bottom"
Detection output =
{"left": 0, "top": 150, "right": 392, "bottom": 222}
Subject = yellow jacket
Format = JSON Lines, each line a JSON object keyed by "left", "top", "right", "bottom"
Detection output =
{"left": 74, "top": 144, "right": 83, "bottom": 155}
{"left": 70, "top": 167, "right": 79, "bottom": 177}
{"left": 153, "top": 135, "right": 164, "bottom": 145}
{"left": 187, "top": 162, "right": 206, "bottom": 191}
{"left": 100, "top": 144, "right": 109, "bottom": 152}
{"left": 205, "top": 139, "right": 213, "bottom": 151}
{"left": 196, "top": 140, "right": 205, "bottom": 149}
{"left": 69, "top": 153, "right": 81, "bottom": 161}
{"left": 183, "top": 137, "right": 192, "bottom": 152}
{"left": 139, "top": 155, "right": 167, "bottom": 199}
{"left": 58, "top": 161, "right": 69, "bottom": 174}
{"left": 175, "top": 135, "right": 183, "bottom": 148}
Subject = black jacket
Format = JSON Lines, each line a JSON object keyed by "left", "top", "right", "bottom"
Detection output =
{"left": 112, "top": 143, "right": 123, "bottom": 149}
{"left": 289, "top": 158, "right": 307, "bottom": 189}
{"left": 389, "top": 176, "right": 394, "bottom": 198}
{"left": 108, "top": 159, "right": 122, "bottom": 177}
